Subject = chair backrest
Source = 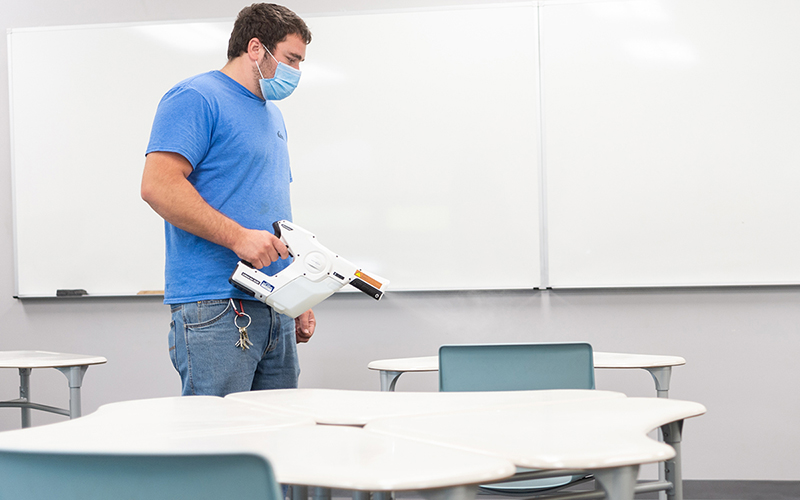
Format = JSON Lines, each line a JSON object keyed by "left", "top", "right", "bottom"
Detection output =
{"left": 0, "top": 452, "right": 282, "bottom": 500}
{"left": 439, "top": 342, "right": 595, "bottom": 392}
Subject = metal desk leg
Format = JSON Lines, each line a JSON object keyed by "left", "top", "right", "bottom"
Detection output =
{"left": 593, "top": 465, "right": 639, "bottom": 500}
{"left": 292, "top": 485, "right": 308, "bottom": 500}
{"left": 55, "top": 365, "right": 89, "bottom": 419}
{"left": 419, "top": 485, "right": 479, "bottom": 500}
{"left": 18, "top": 368, "right": 32, "bottom": 428}
{"left": 380, "top": 370, "right": 403, "bottom": 392}
{"left": 645, "top": 366, "right": 672, "bottom": 399}
{"left": 646, "top": 366, "right": 672, "bottom": 500}
{"left": 312, "top": 487, "right": 331, "bottom": 500}
{"left": 373, "top": 492, "right": 394, "bottom": 500}
{"left": 661, "top": 420, "right": 684, "bottom": 500}
{"left": 352, "top": 491, "right": 370, "bottom": 500}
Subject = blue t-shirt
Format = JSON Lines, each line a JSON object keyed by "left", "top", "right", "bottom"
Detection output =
{"left": 146, "top": 71, "right": 292, "bottom": 304}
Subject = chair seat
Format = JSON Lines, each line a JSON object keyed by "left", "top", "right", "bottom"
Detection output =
{"left": 480, "top": 469, "right": 591, "bottom": 495}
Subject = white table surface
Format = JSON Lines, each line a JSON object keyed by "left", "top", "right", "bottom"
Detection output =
{"left": 0, "top": 350, "right": 107, "bottom": 368}
{"left": 366, "top": 396, "right": 706, "bottom": 470}
{"left": 225, "top": 388, "right": 625, "bottom": 426}
{"left": 0, "top": 396, "right": 314, "bottom": 445}
{"left": 0, "top": 396, "right": 516, "bottom": 492}
{"left": 367, "top": 352, "right": 686, "bottom": 373}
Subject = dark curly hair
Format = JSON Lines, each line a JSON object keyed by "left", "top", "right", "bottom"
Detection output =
{"left": 227, "top": 3, "right": 312, "bottom": 60}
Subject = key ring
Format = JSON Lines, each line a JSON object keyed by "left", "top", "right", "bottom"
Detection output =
{"left": 230, "top": 299, "right": 252, "bottom": 329}
{"left": 234, "top": 312, "right": 252, "bottom": 330}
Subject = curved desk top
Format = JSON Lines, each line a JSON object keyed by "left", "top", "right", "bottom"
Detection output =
{"left": 225, "top": 388, "right": 625, "bottom": 426}
{"left": 0, "top": 350, "right": 107, "bottom": 368}
{"left": 224, "top": 425, "right": 516, "bottom": 492}
{"left": 0, "top": 396, "right": 314, "bottom": 448}
{"left": 0, "top": 396, "right": 516, "bottom": 492}
{"left": 367, "top": 352, "right": 686, "bottom": 373}
{"left": 366, "top": 396, "right": 706, "bottom": 470}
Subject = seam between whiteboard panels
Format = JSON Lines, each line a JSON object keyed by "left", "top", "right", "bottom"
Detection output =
{"left": 7, "top": 34, "right": 21, "bottom": 297}
{"left": 536, "top": 4, "right": 550, "bottom": 289}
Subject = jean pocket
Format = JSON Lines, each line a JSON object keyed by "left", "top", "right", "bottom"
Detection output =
{"left": 184, "top": 300, "right": 233, "bottom": 330}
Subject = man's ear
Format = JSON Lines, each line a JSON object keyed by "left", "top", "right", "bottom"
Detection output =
{"left": 246, "top": 37, "right": 263, "bottom": 62}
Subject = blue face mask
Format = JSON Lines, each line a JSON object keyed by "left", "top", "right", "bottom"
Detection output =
{"left": 257, "top": 46, "right": 301, "bottom": 101}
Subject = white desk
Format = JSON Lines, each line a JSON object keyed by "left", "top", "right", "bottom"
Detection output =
{"left": 228, "top": 388, "right": 703, "bottom": 500}
{"left": 0, "top": 396, "right": 516, "bottom": 500}
{"left": 0, "top": 396, "right": 314, "bottom": 446}
{"left": 0, "top": 391, "right": 705, "bottom": 500}
{"left": 368, "top": 352, "right": 686, "bottom": 396}
{"left": 366, "top": 396, "right": 706, "bottom": 500}
{"left": 225, "top": 388, "right": 624, "bottom": 425}
{"left": 0, "top": 350, "right": 107, "bottom": 427}
{"left": 368, "top": 351, "right": 686, "bottom": 500}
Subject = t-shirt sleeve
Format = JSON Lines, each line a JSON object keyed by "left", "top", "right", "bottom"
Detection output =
{"left": 145, "top": 85, "right": 213, "bottom": 169}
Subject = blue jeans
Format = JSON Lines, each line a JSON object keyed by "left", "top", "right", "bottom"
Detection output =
{"left": 169, "top": 299, "right": 299, "bottom": 396}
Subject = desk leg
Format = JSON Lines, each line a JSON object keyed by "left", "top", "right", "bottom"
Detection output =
{"left": 419, "top": 485, "right": 479, "bottom": 500}
{"left": 646, "top": 366, "right": 672, "bottom": 500}
{"left": 352, "top": 491, "right": 370, "bottom": 500}
{"left": 18, "top": 368, "right": 32, "bottom": 428}
{"left": 292, "top": 485, "right": 308, "bottom": 500}
{"left": 593, "top": 465, "right": 639, "bottom": 500}
{"left": 661, "top": 420, "right": 684, "bottom": 500}
{"left": 380, "top": 371, "right": 403, "bottom": 392}
{"left": 55, "top": 365, "right": 89, "bottom": 419}
{"left": 312, "top": 487, "right": 331, "bottom": 500}
{"left": 646, "top": 367, "right": 672, "bottom": 399}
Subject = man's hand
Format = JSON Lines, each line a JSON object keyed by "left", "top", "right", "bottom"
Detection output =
{"left": 233, "top": 229, "right": 290, "bottom": 269}
{"left": 295, "top": 309, "right": 316, "bottom": 343}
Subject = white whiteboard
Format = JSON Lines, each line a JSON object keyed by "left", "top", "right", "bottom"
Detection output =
{"left": 8, "top": 4, "right": 541, "bottom": 297}
{"left": 541, "top": 0, "right": 800, "bottom": 287}
{"left": 11, "top": 0, "right": 800, "bottom": 296}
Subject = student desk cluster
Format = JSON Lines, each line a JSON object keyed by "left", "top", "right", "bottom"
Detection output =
{"left": 0, "top": 387, "right": 704, "bottom": 500}
{"left": 0, "top": 348, "right": 702, "bottom": 500}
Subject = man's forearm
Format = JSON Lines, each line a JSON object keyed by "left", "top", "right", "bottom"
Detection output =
{"left": 141, "top": 151, "right": 288, "bottom": 268}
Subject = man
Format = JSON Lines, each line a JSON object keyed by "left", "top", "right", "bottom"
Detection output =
{"left": 141, "top": 4, "right": 315, "bottom": 397}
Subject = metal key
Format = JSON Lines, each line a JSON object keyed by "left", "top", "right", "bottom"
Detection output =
{"left": 232, "top": 306, "right": 253, "bottom": 351}
{"left": 235, "top": 326, "right": 253, "bottom": 350}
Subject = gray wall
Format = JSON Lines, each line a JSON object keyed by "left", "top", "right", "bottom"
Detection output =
{"left": 1, "top": 0, "right": 798, "bottom": 482}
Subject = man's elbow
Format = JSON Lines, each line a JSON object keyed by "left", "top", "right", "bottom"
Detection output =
{"left": 140, "top": 171, "right": 158, "bottom": 206}
{"left": 141, "top": 151, "right": 191, "bottom": 210}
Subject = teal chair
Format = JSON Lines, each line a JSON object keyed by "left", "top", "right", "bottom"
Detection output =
{"left": 0, "top": 451, "right": 283, "bottom": 500}
{"left": 439, "top": 342, "right": 595, "bottom": 495}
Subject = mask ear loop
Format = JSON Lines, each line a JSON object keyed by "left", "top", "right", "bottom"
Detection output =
{"left": 256, "top": 43, "right": 280, "bottom": 80}
{"left": 255, "top": 46, "right": 267, "bottom": 79}
{"left": 262, "top": 44, "right": 279, "bottom": 64}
